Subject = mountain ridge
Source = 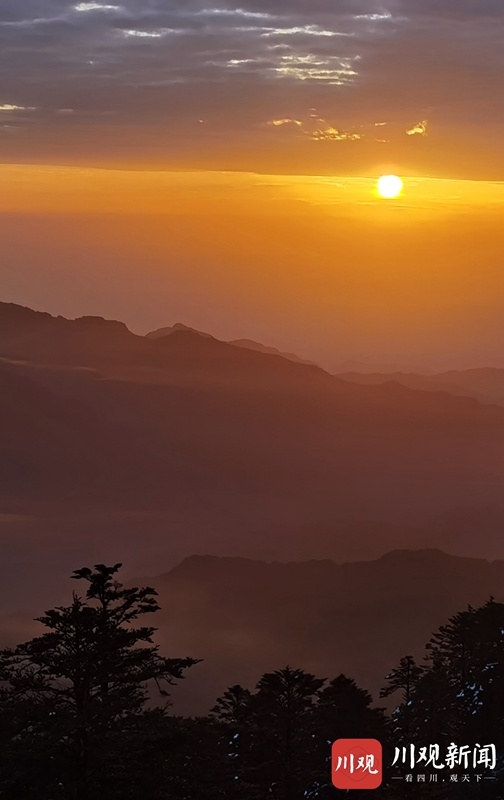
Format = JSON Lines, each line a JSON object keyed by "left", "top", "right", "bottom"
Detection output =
{"left": 338, "top": 367, "right": 504, "bottom": 407}
{"left": 130, "top": 547, "right": 504, "bottom": 714}
{"left": 0, "top": 299, "right": 503, "bottom": 623}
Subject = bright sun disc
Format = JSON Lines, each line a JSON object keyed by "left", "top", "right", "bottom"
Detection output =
{"left": 377, "top": 174, "right": 403, "bottom": 199}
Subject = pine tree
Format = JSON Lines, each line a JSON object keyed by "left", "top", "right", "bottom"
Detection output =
{"left": 0, "top": 563, "right": 198, "bottom": 799}
{"left": 251, "top": 666, "right": 325, "bottom": 800}
{"left": 209, "top": 685, "right": 257, "bottom": 797}
{"left": 381, "top": 656, "right": 423, "bottom": 705}
{"left": 314, "top": 674, "right": 389, "bottom": 799}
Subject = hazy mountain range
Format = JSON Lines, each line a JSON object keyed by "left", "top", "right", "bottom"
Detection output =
{"left": 1, "top": 302, "right": 502, "bottom": 509}
{"left": 1, "top": 300, "right": 503, "bottom": 597}
{"left": 1, "top": 300, "right": 503, "bottom": 712}
{"left": 337, "top": 369, "right": 504, "bottom": 407}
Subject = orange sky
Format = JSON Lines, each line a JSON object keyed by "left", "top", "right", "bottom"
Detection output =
{"left": 1, "top": 165, "right": 503, "bottom": 371}
{"left": 1, "top": 2, "right": 503, "bottom": 370}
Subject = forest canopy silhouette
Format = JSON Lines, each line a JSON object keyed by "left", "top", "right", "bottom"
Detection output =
{"left": 0, "top": 563, "right": 502, "bottom": 799}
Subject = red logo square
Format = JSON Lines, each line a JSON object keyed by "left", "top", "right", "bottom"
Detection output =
{"left": 332, "top": 738, "right": 383, "bottom": 790}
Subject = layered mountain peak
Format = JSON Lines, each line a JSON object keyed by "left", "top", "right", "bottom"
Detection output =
{"left": 146, "top": 323, "right": 213, "bottom": 340}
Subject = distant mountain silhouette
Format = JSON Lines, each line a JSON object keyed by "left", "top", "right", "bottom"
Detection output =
{"left": 227, "top": 338, "right": 316, "bottom": 365}
{"left": 1, "top": 300, "right": 503, "bottom": 608}
{"left": 138, "top": 549, "right": 504, "bottom": 714}
{"left": 146, "top": 322, "right": 214, "bottom": 340}
{"left": 338, "top": 368, "right": 504, "bottom": 406}
{"left": 1, "top": 301, "right": 502, "bottom": 523}
{"left": 0, "top": 301, "right": 140, "bottom": 366}
{"left": 147, "top": 322, "right": 315, "bottom": 365}
{"left": 246, "top": 513, "right": 504, "bottom": 563}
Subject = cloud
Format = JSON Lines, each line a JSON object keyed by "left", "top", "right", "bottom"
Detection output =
{"left": 266, "top": 113, "right": 366, "bottom": 142}
{"left": 0, "top": 103, "right": 36, "bottom": 111}
{"left": 74, "top": 3, "right": 122, "bottom": 11}
{"left": 0, "top": 0, "right": 502, "bottom": 175}
{"left": 272, "top": 54, "right": 359, "bottom": 84}
{"left": 354, "top": 13, "right": 393, "bottom": 22}
{"left": 121, "top": 29, "right": 174, "bottom": 38}
{"left": 261, "top": 24, "right": 352, "bottom": 38}
{"left": 406, "top": 120, "right": 428, "bottom": 136}
{"left": 267, "top": 118, "right": 303, "bottom": 127}
{"left": 309, "top": 126, "right": 362, "bottom": 141}
{"left": 235, "top": 0, "right": 503, "bottom": 19}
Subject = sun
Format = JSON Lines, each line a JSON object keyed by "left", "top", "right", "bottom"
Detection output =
{"left": 377, "top": 174, "right": 403, "bottom": 199}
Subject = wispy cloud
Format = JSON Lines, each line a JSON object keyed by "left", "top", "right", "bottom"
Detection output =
{"left": 0, "top": 103, "right": 36, "bottom": 111}
{"left": 267, "top": 118, "right": 303, "bottom": 127}
{"left": 406, "top": 120, "right": 429, "bottom": 136}
{"left": 121, "top": 28, "right": 175, "bottom": 38}
{"left": 74, "top": 3, "right": 122, "bottom": 12}
{"left": 309, "top": 126, "right": 362, "bottom": 141}
{"left": 272, "top": 54, "right": 359, "bottom": 84}
{"left": 265, "top": 112, "right": 366, "bottom": 142}
{"left": 261, "top": 24, "right": 352, "bottom": 38}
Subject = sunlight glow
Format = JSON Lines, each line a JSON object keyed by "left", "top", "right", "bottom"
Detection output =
{"left": 377, "top": 175, "right": 403, "bottom": 199}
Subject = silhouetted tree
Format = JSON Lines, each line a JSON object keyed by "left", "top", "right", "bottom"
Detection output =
{"left": 210, "top": 667, "right": 325, "bottom": 799}
{"left": 384, "top": 600, "right": 504, "bottom": 798}
{"left": 381, "top": 655, "right": 425, "bottom": 747}
{"left": 210, "top": 668, "right": 392, "bottom": 800}
{"left": 3, "top": 565, "right": 504, "bottom": 800}
{"left": 426, "top": 598, "right": 504, "bottom": 745}
{"left": 382, "top": 656, "right": 423, "bottom": 705}
{"left": 251, "top": 666, "right": 325, "bottom": 799}
{"left": 314, "top": 675, "right": 389, "bottom": 797}
{"left": 209, "top": 684, "right": 257, "bottom": 795}
{"left": 0, "top": 563, "right": 198, "bottom": 800}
